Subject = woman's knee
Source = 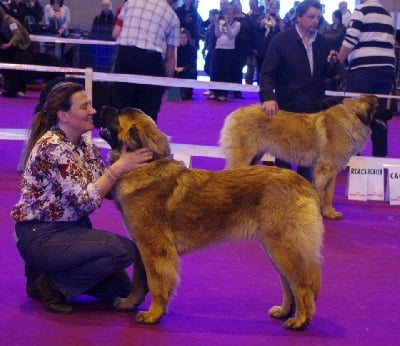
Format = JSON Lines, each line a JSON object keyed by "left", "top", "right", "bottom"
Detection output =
{"left": 115, "top": 235, "right": 137, "bottom": 266}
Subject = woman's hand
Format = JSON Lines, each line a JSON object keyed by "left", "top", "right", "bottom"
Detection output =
{"left": 112, "top": 146, "right": 153, "bottom": 175}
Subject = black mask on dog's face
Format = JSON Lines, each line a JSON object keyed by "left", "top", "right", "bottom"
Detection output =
{"left": 94, "top": 106, "right": 121, "bottom": 150}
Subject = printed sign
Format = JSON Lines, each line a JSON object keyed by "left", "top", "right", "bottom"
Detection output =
{"left": 348, "top": 164, "right": 384, "bottom": 201}
{"left": 388, "top": 167, "right": 400, "bottom": 205}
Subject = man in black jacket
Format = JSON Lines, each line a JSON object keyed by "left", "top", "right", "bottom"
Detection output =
{"left": 259, "top": 0, "right": 338, "bottom": 181}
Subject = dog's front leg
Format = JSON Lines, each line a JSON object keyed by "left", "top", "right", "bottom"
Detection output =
{"left": 114, "top": 254, "right": 148, "bottom": 311}
{"left": 313, "top": 164, "right": 343, "bottom": 219}
{"left": 135, "top": 243, "right": 180, "bottom": 324}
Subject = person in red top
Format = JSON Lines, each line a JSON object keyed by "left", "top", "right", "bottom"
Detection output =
{"left": 114, "top": 0, "right": 126, "bottom": 22}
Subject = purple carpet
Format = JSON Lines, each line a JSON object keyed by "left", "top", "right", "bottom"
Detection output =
{"left": 0, "top": 89, "right": 399, "bottom": 345}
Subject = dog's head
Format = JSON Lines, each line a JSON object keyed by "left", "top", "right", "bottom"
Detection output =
{"left": 342, "top": 94, "right": 392, "bottom": 126}
{"left": 94, "top": 106, "right": 171, "bottom": 160}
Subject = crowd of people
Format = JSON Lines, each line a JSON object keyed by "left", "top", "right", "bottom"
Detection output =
{"left": 1, "top": 0, "right": 397, "bottom": 145}
{"left": 1, "top": 0, "right": 398, "bottom": 315}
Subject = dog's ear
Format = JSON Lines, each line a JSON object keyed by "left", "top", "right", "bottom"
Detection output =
{"left": 343, "top": 95, "right": 379, "bottom": 126}
{"left": 93, "top": 105, "right": 117, "bottom": 128}
{"left": 140, "top": 123, "right": 171, "bottom": 159}
{"left": 101, "top": 106, "right": 119, "bottom": 126}
{"left": 118, "top": 110, "right": 171, "bottom": 158}
{"left": 98, "top": 106, "right": 121, "bottom": 149}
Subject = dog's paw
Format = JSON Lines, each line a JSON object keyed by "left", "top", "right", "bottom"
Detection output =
{"left": 114, "top": 297, "right": 137, "bottom": 311}
{"left": 135, "top": 311, "right": 162, "bottom": 325}
{"left": 268, "top": 305, "right": 291, "bottom": 319}
{"left": 283, "top": 317, "right": 310, "bottom": 330}
{"left": 323, "top": 208, "right": 343, "bottom": 220}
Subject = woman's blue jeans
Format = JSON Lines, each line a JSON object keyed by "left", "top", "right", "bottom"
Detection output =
{"left": 15, "top": 217, "right": 136, "bottom": 300}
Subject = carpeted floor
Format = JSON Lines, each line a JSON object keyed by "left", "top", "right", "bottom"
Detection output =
{"left": 0, "top": 88, "right": 399, "bottom": 345}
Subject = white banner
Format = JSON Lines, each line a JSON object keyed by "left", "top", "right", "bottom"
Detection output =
{"left": 388, "top": 167, "right": 400, "bottom": 205}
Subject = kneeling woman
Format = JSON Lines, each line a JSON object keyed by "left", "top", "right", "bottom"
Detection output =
{"left": 11, "top": 82, "right": 153, "bottom": 314}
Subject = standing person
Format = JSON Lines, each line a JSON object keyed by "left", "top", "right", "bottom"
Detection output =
{"left": 231, "top": 0, "right": 255, "bottom": 99}
{"left": 175, "top": 0, "right": 201, "bottom": 50}
{"left": 245, "top": 0, "right": 264, "bottom": 85}
{"left": 43, "top": 0, "right": 70, "bottom": 37}
{"left": 202, "top": 8, "right": 219, "bottom": 79}
{"left": 322, "top": 9, "right": 346, "bottom": 52}
{"left": 282, "top": 0, "right": 300, "bottom": 30}
{"left": 256, "top": 0, "right": 282, "bottom": 76}
{"left": 114, "top": 0, "right": 127, "bottom": 19}
{"left": 338, "top": 1, "right": 351, "bottom": 27}
{"left": 91, "top": 0, "right": 114, "bottom": 41}
{"left": 0, "top": 5, "right": 30, "bottom": 97}
{"left": 11, "top": 81, "right": 153, "bottom": 314}
{"left": 337, "top": 0, "right": 396, "bottom": 158}
{"left": 112, "top": 0, "right": 180, "bottom": 123}
{"left": 208, "top": 4, "right": 240, "bottom": 102}
{"left": 322, "top": 9, "right": 346, "bottom": 92}
{"left": 90, "top": 0, "right": 115, "bottom": 72}
{"left": 259, "top": 0, "right": 338, "bottom": 181}
{"left": 8, "top": 0, "right": 26, "bottom": 24}
{"left": 175, "top": 28, "right": 197, "bottom": 100}
{"left": 22, "top": 0, "right": 44, "bottom": 33}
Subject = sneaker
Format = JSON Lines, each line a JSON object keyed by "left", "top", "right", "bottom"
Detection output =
{"left": 17, "top": 91, "right": 25, "bottom": 97}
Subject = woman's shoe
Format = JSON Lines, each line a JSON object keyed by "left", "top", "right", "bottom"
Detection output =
{"left": 217, "top": 95, "right": 227, "bottom": 102}
{"left": 35, "top": 275, "right": 73, "bottom": 314}
{"left": 86, "top": 270, "right": 132, "bottom": 302}
{"left": 206, "top": 93, "right": 216, "bottom": 100}
{"left": 25, "top": 265, "right": 41, "bottom": 299}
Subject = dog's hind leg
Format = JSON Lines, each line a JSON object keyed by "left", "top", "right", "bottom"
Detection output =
{"left": 223, "top": 146, "right": 260, "bottom": 169}
{"left": 268, "top": 274, "right": 295, "bottom": 319}
{"left": 264, "top": 242, "right": 320, "bottom": 330}
{"left": 134, "top": 240, "right": 180, "bottom": 324}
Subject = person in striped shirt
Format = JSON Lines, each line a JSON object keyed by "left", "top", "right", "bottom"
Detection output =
{"left": 337, "top": 0, "right": 396, "bottom": 157}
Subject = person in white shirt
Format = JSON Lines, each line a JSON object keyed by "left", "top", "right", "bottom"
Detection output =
{"left": 208, "top": 4, "right": 240, "bottom": 102}
{"left": 338, "top": 1, "right": 351, "bottom": 27}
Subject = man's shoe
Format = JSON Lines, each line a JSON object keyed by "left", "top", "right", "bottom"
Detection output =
{"left": 35, "top": 275, "right": 73, "bottom": 314}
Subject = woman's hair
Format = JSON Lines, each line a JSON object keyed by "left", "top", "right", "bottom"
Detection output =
{"left": 50, "top": 0, "right": 64, "bottom": 6}
{"left": 25, "top": 81, "right": 84, "bottom": 164}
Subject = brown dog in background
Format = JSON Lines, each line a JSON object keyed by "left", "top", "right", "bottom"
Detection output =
{"left": 96, "top": 106, "right": 324, "bottom": 330}
{"left": 220, "top": 95, "right": 381, "bottom": 220}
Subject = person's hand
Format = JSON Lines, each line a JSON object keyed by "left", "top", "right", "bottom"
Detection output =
{"left": 327, "top": 50, "right": 338, "bottom": 64}
{"left": 0, "top": 43, "right": 11, "bottom": 50}
{"left": 261, "top": 100, "right": 278, "bottom": 116}
{"left": 175, "top": 67, "right": 184, "bottom": 73}
{"left": 113, "top": 146, "right": 153, "bottom": 175}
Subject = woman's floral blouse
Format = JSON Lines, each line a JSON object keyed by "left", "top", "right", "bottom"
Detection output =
{"left": 11, "top": 127, "right": 105, "bottom": 222}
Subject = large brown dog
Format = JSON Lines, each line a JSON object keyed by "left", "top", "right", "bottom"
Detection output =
{"left": 96, "top": 107, "right": 324, "bottom": 330}
{"left": 219, "top": 95, "right": 381, "bottom": 220}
